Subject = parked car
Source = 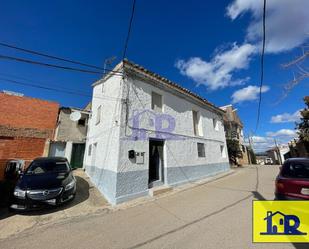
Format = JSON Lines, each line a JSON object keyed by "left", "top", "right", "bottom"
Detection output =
{"left": 275, "top": 158, "right": 309, "bottom": 200}
{"left": 10, "top": 157, "right": 76, "bottom": 211}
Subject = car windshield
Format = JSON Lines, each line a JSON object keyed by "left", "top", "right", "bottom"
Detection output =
{"left": 281, "top": 161, "right": 309, "bottom": 178}
{"left": 26, "top": 160, "right": 70, "bottom": 175}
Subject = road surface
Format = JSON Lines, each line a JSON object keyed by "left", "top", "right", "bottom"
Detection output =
{"left": 1, "top": 165, "right": 307, "bottom": 249}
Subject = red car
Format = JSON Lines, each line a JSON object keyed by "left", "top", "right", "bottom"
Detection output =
{"left": 275, "top": 158, "right": 309, "bottom": 200}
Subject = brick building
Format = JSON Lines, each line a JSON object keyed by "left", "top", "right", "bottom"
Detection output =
{"left": 0, "top": 92, "right": 59, "bottom": 180}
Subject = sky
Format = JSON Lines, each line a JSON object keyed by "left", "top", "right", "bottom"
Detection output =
{"left": 0, "top": 0, "right": 308, "bottom": 152}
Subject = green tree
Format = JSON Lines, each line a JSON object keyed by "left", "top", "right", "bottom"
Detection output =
{"left": 296, "top": 96, "right": 309, "bottom": 142}
{"left": 226, "top": 139, "right": 242, "bottom": 166}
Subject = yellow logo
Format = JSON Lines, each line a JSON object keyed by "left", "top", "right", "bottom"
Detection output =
{"left": 253, "top": 201, "right": 309, "bottom": 243}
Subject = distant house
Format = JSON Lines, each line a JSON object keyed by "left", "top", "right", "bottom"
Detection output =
{"left": 220, "top": 104, "right": 250, "bottom": 165}
{"left": 266, "top": 145, "right": 290, "bottom": 165}
{"left": 0, "top": 92, "right": 59, "bottom": 180}
{"left": 84, "top": 60, "right": 230, "bottom": 205}
{"left": 49, "top": 106, "right": 90, "bottom": 168}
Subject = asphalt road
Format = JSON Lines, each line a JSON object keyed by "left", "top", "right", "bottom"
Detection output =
{"left": 1, "top": 165, "right": 307, "bottom": 249}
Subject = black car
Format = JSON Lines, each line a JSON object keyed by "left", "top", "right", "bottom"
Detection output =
{"left": 10, "top": 157, "right": 76, "bottom": 211}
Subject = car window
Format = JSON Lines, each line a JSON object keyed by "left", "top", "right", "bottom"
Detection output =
{"left": 281, "top": 161, "right": 309, "bottom": 178}
{"left": 26, "top": 161, "right": 70, "bottom": 175}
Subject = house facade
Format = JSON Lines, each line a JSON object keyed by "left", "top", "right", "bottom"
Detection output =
{"left": 0, "top": 92, "right": 59, "bottom": 180}
{"left": 220, "top": 104, "right": 250, "bottom": 165}
{"left": 49, "top": 107, "right": 90, "bottom": 168}
{"left": 266, "top": 145, "right": 290, "bottom": 165}
{"left": 84, "top": 60, "right": 230, "bottom": 205}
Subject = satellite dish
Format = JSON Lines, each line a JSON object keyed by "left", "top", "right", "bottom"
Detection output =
{"left": 70, "top": 111, "right": 81, "bottom": 122}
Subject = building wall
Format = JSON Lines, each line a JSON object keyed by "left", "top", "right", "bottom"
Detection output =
{"left": 0, "top": 93, "right": 59, "bottom": 180}
{"left": 0, "top": 137, "right": 46, "bottom": 180}
{"left": 0, "top": 93, "right": 59, "bottom": 135}
{"left": 85, "top": 73, "right": 230, "bottom": 204}
{"left": 114, "top": 75, "right": 229, "bottom": 203}
{"left": 84, "top": 75, "right": 123, "bottom": 203}
{"left": 55, "top": 108, "right": 89, "bottom": 142}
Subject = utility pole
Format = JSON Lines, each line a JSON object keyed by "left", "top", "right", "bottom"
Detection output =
{"left": 274, "top": 138, "right": 282, "bottom": 165}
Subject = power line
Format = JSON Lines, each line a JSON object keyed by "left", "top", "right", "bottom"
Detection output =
{"left": 0, "top": 41, "right": 106, "bottom": 71}
{"left": 0, "top": 54, "right": 123, "bottom": 75}
{"left": 122, "top": 0, "right": 136, "bottom": 60}
{"left": 255, "top": 0, "right": 267, "bottom": 132}
{"left": 0, "top": 77, "right": 122, "bottom": 101}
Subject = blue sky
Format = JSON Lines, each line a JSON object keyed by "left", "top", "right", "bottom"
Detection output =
{"left": 0, "top": 0, "right": 308, "bottom": 151}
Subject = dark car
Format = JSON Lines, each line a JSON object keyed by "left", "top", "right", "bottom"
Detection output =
{"left": 275, "top": 158, "right": 309, "bottom": 200}
{"left": 10, "top": 157, "right": 76, "bottom": 211}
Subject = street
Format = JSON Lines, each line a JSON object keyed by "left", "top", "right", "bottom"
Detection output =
{"left": 0, "top": 165, "right": 307, "bottom": 249}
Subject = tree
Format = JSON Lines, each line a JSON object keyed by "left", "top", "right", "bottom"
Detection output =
{"left": 296, "top": 96, "right": 309, "bottom": 142}
{"left": 280, "top": 46, "right": 308, "bottom": 101}
{"left": 226, "top": 139, "right": 242, "bottom": 166}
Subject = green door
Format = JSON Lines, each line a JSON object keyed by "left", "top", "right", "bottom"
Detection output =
{"left": 70, "top": 143, "right": 85, "bottom": 168}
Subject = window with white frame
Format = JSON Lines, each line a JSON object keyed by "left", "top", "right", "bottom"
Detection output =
{"left": 197, "top": 143, "right": 206, "bottom": 157}
{"left": 220, "top": 145, "right": 226, "bottom": 158}
{"left": 96, "top": 105, "right": 101, "bottom": 125}
{"left": 213, "top": 118, "right": 219, "bottom": 131}
{"left": 151, "top": 92, "right": 162, "bottom": 112}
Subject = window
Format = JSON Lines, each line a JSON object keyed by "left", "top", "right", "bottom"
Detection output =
{"left": 26, "top": 161, "right": 70, "bottom": 175}
{"left": 78, "top": 118, "right": 86, "bottom": 126}
{"left": 96, "top": 105, "right": 101, "bottom": 125}
{"left": 220, "top": 145, "right": 226, "bottom": 158}
{"left": 193, "top": 111, "right": 198, "bottom": 136}
{"left": 213, "top": 118, "right": 219, "bottom": 131}
{"left": 281, "top": 161, "right": 309, "bottom": 178}
{"left": 88, "top": 144, "right": 92, "bottom": 156}
{"left": 193, "top": 110, "right": 203, "bottom": 136}
{"left": 197, "top": 143, "right": 205, "bottom": 157}
{"left": 151, "top": 92, "right": 162, "bottom": 112}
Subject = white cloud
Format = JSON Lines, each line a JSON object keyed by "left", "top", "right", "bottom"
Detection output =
{"left": 249, "top": 129, "right": 296, "bottom": 152}
{"left": 231, "top": 85, "right": 269, "bottom": 104}
{"left": 270, "top": 110, "right": 301, "bottom": 123}
{"left": 175, "top": 43, "right": 256, "bottom": 90}
{"left": 266, "top": 129, "right": 296, "bottom": 138}
{"left": 249, "top": 136, "right": 274, "bottom": 152}
{"left": 227, "top": 0, "right": 309, "bottom": 53}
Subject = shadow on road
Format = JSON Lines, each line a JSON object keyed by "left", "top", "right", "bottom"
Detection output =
{"left": 0, "top": 175, "right": 89, "bottom": 219}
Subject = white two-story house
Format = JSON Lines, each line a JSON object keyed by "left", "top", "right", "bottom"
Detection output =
{"left": 84, "top": 60, "right": 230, "bottom": 204}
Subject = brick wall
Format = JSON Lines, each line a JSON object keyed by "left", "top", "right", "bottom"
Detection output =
{"left": 0, "top": 93, "right": 59, "bottom": 138}
{"left": 0, "top": 93, "right": 60, "bottom": 180}
{"left": 0, "top": 137, "right": 46, "bottom": 180}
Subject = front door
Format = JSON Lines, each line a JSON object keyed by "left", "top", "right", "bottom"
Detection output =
{"left": 149, "top": 139, "right": 164, "bottom": 187}
{"left": 70, "top": 143, "right": 85, "bottom": 168}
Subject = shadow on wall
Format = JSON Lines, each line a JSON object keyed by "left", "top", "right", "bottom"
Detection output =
{"left": 0, "top": 176, "right": 90, "bottom": 220}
